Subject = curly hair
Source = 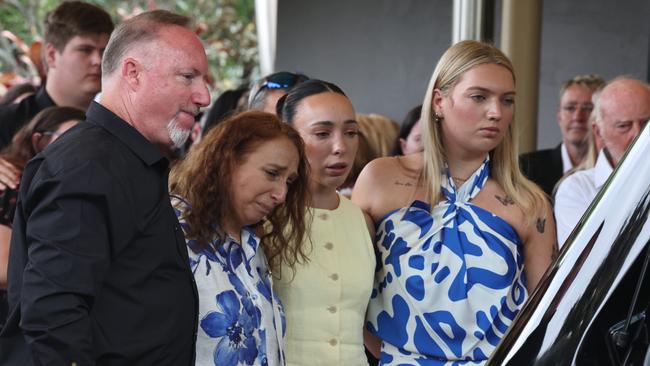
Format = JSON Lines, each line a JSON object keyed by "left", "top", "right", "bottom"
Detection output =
{"left": 169, "top": 111, "right": 310, "bottom": 271}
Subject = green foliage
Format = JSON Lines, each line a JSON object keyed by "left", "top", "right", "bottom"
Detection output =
{"left": 0, "top": 0, "right": 258, "bottom": 92}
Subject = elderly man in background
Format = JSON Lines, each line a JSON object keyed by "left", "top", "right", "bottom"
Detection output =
{"left": 554, "top": 77, "right": 650, "bottom": 246}
{"left": 0, "top": 10, "right": 209, "bottom": 365}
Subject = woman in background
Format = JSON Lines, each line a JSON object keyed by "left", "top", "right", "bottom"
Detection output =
{"left": 202, "top": 86, "right": 249, "bottom": 136}
{"left": 392, "top": 104, "right": 423, "bottom": 156}
{"left": 0, "top": 106, "right": 83, "bottom": 288}
{"left": 353, "top": 40, "right": 555, "bottom": 365}
{"left": 0, "top": 106, "right": 83, "bottom": 324}
{"left": 170, "top": 111, "right": 310, "bottom": 366}
{"left": 342, "top": 113, "right": 399, "bottom": 197}
{"left": 274, "top": 79, "right": 375, "bottom": 365}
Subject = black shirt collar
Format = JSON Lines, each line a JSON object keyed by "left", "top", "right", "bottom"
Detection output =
{"left": 86, "top": 102, "right": 167, "bottom": 167}
{"left": 35, "top": 88, "right": 56, "bottom": 110}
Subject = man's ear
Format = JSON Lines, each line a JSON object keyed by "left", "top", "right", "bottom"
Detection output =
{"left": 592, "top": 121, "right": 602, "bottom": 140}
{"left": 592, "top": 121, "right": 606, "bottom": 151}
{"left": 44, "top": 43, "right": 58, "bottom": 69}
{"left": 121, "top": 57, "right": 143, "bottom": 90}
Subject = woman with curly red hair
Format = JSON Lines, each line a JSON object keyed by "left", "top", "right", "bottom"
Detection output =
{"left": 169, "top": 111, "right": 310, "bottom": 366}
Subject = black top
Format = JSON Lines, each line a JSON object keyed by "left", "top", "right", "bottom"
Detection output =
{"left": 519, "top": 144, "right": 564, "bottom": 197}
{"left": 0, "top": 87, "right": 56, "bottom": 149}
{"left": 0, "top": 102, "right": 198, "bottom": 365}
{"left": 0, "top": 187, "right": 15, "bottom": 358}
{"left": 0, "top": 186, "right": 18, "bottom": 226}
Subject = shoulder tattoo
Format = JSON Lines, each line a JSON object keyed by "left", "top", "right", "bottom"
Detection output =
{"left": 495, "top": 194, "right": 515, "bottom": 206}
{"left": 536, "top": 218, "right": 546, "bottom": 234}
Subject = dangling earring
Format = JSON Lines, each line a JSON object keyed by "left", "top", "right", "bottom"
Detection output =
{"left": 434, "top": 111, "right": 443, "bottom": 123}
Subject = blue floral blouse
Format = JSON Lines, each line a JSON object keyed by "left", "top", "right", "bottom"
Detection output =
{"left": 172, "top": 196, "right": 285, "bottom": 366}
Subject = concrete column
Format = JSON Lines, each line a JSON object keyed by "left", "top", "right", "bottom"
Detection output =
{"left": 500, "top": 0, "right": 542, "bottom": 153}
{"left": 453, "top": 0, "right": 485, "bottom": 43}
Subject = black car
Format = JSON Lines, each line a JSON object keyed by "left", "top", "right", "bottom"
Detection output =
{"left": 488, "top": 123, "right": 650, "bottom": 365}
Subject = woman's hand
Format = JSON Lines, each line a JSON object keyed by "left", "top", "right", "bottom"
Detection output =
{"left": 0, "top": 157, "right": 20, "bottom": 190}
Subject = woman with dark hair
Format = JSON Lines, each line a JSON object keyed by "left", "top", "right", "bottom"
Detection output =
{"left": 0, "top": 106, "right": 83, "bottom": 317}
{"left": 202, "top": 86, "right": 249, "bottom": 136}
{"left": 274, "top": 79, "right": 374, "bottom": 365}
{"left": 353, "top": 40, "right": 555, "bottom": 365}
{"left": 392, "top": 104, "right": 423, "bottom": 155}
{"left": 169, "top": 111, "right": 310, "bottom": 366}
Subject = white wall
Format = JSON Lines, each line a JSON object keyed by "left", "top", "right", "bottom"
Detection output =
{"left": 276, "top": 0, "right": 452, "bottom": 123}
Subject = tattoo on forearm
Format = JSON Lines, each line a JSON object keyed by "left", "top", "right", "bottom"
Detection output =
{"left": 551, "top": 244, "right": 559, "bottom": 261}
{"left": 536, "top": 218, "right": 546, "bottom": 233}
{"left": 495, "top": 194, "right": 514, "bottom": 206}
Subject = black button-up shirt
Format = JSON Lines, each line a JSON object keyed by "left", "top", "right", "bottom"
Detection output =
{"left": 0, "top": 87, "right": 56, "bottom": 149}
{"left": 0, "top": 102, "right": 198, "bottom": 365}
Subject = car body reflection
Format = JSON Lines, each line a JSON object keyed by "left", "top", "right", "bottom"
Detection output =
{"left": 488, "top": 122, "right": 650, "bottom": 366}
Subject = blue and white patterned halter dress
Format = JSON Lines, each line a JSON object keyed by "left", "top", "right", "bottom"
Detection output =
{"left": 367, "top": 157, "right": 528, "bottom": 365}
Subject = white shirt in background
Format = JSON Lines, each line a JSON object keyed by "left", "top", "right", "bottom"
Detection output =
{"left": 554, "top": 149, "right": 613, "bottom": 247}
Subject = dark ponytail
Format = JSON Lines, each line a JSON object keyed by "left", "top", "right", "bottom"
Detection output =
{"left": 275, "top": 93, "right": 290, "bottom": 117}
{"left": 277, "top": 79, "right": 347, "bottom": 124}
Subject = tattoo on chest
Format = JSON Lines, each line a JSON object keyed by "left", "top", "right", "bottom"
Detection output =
{"left": 495, "top": 194, "right": 515, "bottom": 206}
{"left": 536, "top": 218, "right": 546, "bottom": 234}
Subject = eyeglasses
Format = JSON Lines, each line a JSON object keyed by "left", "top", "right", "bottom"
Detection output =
{"left": 251, "top": 71, "right": 309, "bottom": 103}
{"left": 562, "top": 104, "right": 594, "bottom": 114}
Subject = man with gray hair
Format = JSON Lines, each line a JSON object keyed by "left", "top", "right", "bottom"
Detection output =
{"left": 0, "top": 10, "right": 209, "bottom": 365}
{"left": 554, "top": 77, "right": 650, "bottom": 246}
{"left": 520, "top": 75, "right": 605, "bottom": 196}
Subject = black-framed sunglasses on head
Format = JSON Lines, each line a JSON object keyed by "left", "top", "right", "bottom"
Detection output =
{"left": 252, "top": 71, "right": 309, "bottom": 101}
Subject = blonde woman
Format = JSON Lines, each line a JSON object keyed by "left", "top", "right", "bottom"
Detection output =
{"left": 352, "top": 40, "right": 556, "bottom": 365}
{"left": 356, "top": 113, "right": 400, "bottom": 158}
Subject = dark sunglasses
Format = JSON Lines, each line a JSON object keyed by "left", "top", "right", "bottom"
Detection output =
{"left": 252, "top": 72, "right": 308, "bottom": 101}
